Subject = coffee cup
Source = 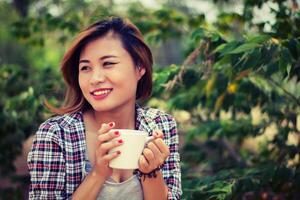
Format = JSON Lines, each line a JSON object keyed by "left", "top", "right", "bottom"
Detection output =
{"left": 108, "top": 129, "right": 154, "bottom": 169}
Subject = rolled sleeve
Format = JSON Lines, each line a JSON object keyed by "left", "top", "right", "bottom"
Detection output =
{"left": 27, "top": 122, "right": 66, "bottom": 199}
{"left": 161, "top": 116, "right": 182, "bottom": 199}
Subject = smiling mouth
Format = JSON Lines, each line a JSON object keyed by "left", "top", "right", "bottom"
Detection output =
{"left": 90, "top": 89, "right": 113, "bottom": 96}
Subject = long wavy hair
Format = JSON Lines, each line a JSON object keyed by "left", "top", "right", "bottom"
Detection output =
{"left": 46, "top": 17, "right": 153, "bottom": 115}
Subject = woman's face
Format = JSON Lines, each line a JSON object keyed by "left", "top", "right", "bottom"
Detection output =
{"left": 78, "top": 32, "right": 145, "bottom": 113}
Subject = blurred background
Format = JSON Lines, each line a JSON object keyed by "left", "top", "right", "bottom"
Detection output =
{"left": 1, "top": 0, "right": 300, "bottom": 199}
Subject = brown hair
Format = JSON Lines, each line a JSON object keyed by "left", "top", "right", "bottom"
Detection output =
{"left": 46, "top": 17, "right": 153, "bottom": 114}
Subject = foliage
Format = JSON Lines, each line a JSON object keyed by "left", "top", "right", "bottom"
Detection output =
{"left": 0, "top": 64, "right": 61, "bottom": 174}
{"left": 1, "top": 0, "right": 300, "bottom": 199}
{"left": 150, "top": 1, "right": 300, "bottom": 198}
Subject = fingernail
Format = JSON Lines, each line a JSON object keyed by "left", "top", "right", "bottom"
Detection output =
{"left": 114, "top": 131, "right": 119, "bottom": 136}
{"left": 118, "top": 139, "right": 123, "bottom": 143}
{"left": 109, "top": 122, "right": 114, "bottom": 127}
{"left": 117, "top": 150, "right": 121, "bottom": 154}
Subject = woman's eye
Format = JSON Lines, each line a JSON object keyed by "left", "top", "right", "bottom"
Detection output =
{"left": 80, "top": 66, "right": 90, "bottom": 71}
{"left": 103, "top": 62, "right": 117, "bottom": 67}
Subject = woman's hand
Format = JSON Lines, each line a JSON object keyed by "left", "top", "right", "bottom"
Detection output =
{"left": 138, "top": 130, "right": 170, "bottom": 173}
{"left": 91, "top": 122, "right": 123, "bottom": 179}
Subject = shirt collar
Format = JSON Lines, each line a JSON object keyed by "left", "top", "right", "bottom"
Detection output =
{"left": 67, "top": 104, "right": 157, "bottom": 135}
{"left": 135, "top": 104, "right": 158, "bottom": 135}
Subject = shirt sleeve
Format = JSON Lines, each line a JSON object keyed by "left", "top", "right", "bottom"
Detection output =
{"left": 162, "top": 116, "right": 182, "bottom": 200}
{"left": 27, "top": 122, "right": 66, "bottom": 199}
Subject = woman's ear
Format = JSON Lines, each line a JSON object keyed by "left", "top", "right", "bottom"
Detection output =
{"left": 137, "top": 65, "right": 146, "bottom": 80}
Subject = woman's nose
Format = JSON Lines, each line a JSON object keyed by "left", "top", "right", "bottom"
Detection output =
{"left": 90, "top": 69, "right": 106, "bottom": 85}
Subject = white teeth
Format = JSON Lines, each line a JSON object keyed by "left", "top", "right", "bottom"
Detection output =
{"left": 93, "top": 90, "right": 111, "bottom": 96}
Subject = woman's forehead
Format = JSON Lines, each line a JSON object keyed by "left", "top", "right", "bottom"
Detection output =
{"left": 80, "top": 34, "right": 127, "bottom": 58}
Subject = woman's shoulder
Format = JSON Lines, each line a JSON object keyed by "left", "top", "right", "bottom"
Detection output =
{"left": 137, "top": 105, "right": 176, "bottom": 124}
{"left": 137, "top": 105, "right": 178, "bottom": 139}
{"left": 41, "top": 111, "right": 82, "bottom": 127}
{"left": 36, "top": 111, "right": 83, "bottom": 137}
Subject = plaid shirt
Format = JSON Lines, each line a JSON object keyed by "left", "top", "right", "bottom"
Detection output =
{"left": 27, "top": 105, "right": 182, "bottom": 199}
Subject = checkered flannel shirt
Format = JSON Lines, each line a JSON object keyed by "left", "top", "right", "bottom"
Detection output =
{"left": 27, "top": 104, "right": 182, "bottom": 199}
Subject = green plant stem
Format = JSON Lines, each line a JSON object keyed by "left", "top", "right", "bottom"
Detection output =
{"left": 266, "top": 77, "right": 300, "bottom": 106}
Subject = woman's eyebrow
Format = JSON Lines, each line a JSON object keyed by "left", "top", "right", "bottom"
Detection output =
{"left": 100, "top": 55, "right": 118, "bottom": 60}
{"left": 79, "top": 59, "right": 89, "bottom": 64}
{"left": 79, "top": 55, "right": 118, "bottom": 64}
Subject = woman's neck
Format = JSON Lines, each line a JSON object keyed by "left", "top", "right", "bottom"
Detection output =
{"left": 90, "top": 103, "right": 136, "bottom": 130}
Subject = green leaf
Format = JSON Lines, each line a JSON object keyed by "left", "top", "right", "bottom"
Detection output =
{"left": 265, "top": 60, "right": 279, "bottom": 76}
{"left": 213, "top": 56, "right": 231, "bottom": 70}
{"left": 191, "top": 27, "right": 206, "bottom": 42}
{"left": 235, "top": 51, "right": 258, "bottom": 73}
{"left": 229, "top": 43, "right": 260, "bottom": 54}
{"left": 213, "top": 43, "right": 227, "bottom": 53}
{"left": 279, "top": 48, "right": 293, "bottom": 78}
{"left": 287, "top": 38, "right": 300, "bottom": 60}
{"left": 213, "top": 41, "right": 240, "bottom": 56}
{"left": 246, "top": 35, "right": 271, "bottom": 44}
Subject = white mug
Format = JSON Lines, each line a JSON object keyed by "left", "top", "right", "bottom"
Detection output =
{"left": 108, "top": 129, "right": 154, "bottom": 169}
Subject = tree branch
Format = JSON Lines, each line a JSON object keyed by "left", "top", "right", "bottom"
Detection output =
{"left": 13, "top": 0, "right": 29, "bottom": 17}
{"left": 219, "top": 136, "right": 247, "bottom": 167}
{"left": 266, "top": 78, "right": 300, "bottom": 107}
{"left": 292, "top": 0, "right": 299, "bottom": 12}
{"left": 165, "top": 40, "right": 209, "bottom": 91}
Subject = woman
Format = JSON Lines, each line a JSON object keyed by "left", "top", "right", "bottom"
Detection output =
{"left": 27, "top": 17, "right": 181, "bottom": 200}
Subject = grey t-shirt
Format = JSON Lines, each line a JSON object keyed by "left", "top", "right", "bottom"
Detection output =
{"left": 82, "top": 154, "right": 143, "bottom": 200}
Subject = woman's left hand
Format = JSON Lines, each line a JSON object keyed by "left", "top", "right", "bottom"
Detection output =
{"left": 138, "top": 130, "right": 170, "bottom": 173}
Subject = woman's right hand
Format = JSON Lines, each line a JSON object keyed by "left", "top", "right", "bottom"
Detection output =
{"left": 91, "top": 122, "right": 123, "bottom": 179}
